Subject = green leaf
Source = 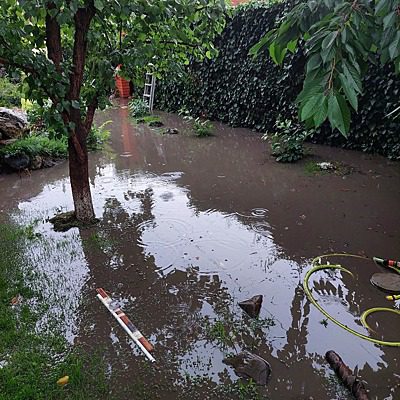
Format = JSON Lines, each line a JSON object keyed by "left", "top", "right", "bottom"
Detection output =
{"left": 71, "top": 100, "right": 80, "bottom": 109}
{"left": 306, "top": 53, "right": 321, "bottom": 73}
{"left": 328, "top": 93, "right": 350, "bottom": 136}
{"left": 338, "top": 73, "right": 358, "bottom": 111}
{"left": 321, "top": 31, "right": 338, "bottom": 50}
{"left": 313, "top": 96, "right": 328, "bottom": 127}
{"left": 388, "top": 31, "right": 400, "bottom": 60}
{"left": 287, "top": 39, "right": 298, "bottom": 53}
{"left": 300, "top": 93, "right": 324, "bottom": 121}
{"left": 94, "top": 0, "right": 104, "bottom": 11}
{"left": 383, "top": 11, "right": 396, "bottom": 30}
{"left": 342, "top": 61, "right": 362, "bottom": 93}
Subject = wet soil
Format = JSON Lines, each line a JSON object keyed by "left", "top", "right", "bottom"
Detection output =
{"left": 0, "top": 102, "right": 399, "bottom": 399}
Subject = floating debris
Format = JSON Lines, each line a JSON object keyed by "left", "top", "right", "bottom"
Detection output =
{"left": 10, "top": 294, "right": 22, "bottom": 305}
{"left": 317, "top": 162, "right": 335, "bottom": 170}
{"left": 57, "top": 375, "right": 69, "bottom": 386}
{"left": 238, "top": 295, "right": 263, "bottom": 318}
{"left": 163, "top": 128, "right": 179, "bottom": 135}
{"left": 223, "top": 351, "right": 271, "bottom": 385}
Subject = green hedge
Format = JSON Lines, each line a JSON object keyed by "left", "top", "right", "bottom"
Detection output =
{"left": 155, "top": 1, "right": 400, "bottom": 159}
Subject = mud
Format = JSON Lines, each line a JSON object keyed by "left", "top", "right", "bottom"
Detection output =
{"left": 0, "top": 101, "right": 399, "bottom": 399}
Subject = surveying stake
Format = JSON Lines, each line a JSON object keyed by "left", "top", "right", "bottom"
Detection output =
{"left": 96, "top": 288, "right": 155, "bottom": 362}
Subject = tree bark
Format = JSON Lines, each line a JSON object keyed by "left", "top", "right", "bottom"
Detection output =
{"left": 66, "top": 3, "right": 96, "bottom": 222}
{"left": 68, "top": 126, "right": 95, "bottom": 222}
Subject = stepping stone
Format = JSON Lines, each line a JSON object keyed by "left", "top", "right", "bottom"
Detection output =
{"left": 370, "top": 272, "right": 400, "bottom": 294}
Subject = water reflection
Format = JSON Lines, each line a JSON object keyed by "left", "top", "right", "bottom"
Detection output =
{"left": 0, "top": 107, "right": 399, "bottom": 399}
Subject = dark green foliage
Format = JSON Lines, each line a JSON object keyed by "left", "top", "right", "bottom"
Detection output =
{"left": 184, "top": 116, "right": 213, "bottom": 137}
{"left": 263, "top": 118, "right": 310, "bottom": 162}
{"left": 155, "top": 1, "right": 400, "bottom": 159}
{"left": 87, "top": 121, "right": 111, "bottom": 151}
{"left": 0, "top": 76, "right": 22, "bottom": 108}
{"left": 0, "top": 134, "right": 67, "bottom": 158}
{"left": 129, "top": 98, "right": 149, "bottom": 118}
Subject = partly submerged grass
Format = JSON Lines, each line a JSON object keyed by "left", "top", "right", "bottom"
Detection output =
{"left": 0, "top": 223, "right": 110, "bottom": 400}
{"left": 0, "top": 134, "right": 67, "bottom": 160}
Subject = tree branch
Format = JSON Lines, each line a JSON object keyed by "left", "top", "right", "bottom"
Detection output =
{"left": 45, "top": 2, "right": 63, "bottom": 73}
{"left": 84, "top": 94, "right": 99, "bottom": 133}
{"left": 68, "top": 2, "right": 96, "bottom": 130}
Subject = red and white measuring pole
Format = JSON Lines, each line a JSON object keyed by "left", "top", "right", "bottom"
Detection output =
{"left": 96, "top": 288, "right": 155, "bottom": 362}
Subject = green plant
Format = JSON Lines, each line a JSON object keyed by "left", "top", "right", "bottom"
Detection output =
{"left": 185, "top": 115, "right": 213, "bottom": 136}
{"left": 0, "top": 134, "right": 67, "bottom": 159}
{"left": 156, "top": 2, "right": 400, "bottom": 159}
{"left": 129, "top": 98, "right": 150, "bottom": 118}
{"left": 194, "top": 117, "right": 213, "bottom": 137}
{"left": 87, "top": 120, "right": 112, "bottom": 151}
{"left": 0, "top": 76, "right": 22, "bottom": 108}
{"left": 252, "top": 0, "right": 400, "bottom": 136}
{"left": 263, "top": 118, "right": 311, "bottom": 163}
{"left": 217, "top": 379, "right": 260, "bottom": 400}
{"left": 0, "top": 0, "right": 226, "bottom": 223}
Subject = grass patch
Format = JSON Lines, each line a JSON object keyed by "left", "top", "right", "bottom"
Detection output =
{"left": 0, "top": 134, "right": 67, "bottom": 159}
{"left": 135, "top": 115, "right": 161, "bottom": 124}
{"left": 0, "top": 223, "right": 110, "bottom": 399}
{"left": 304, "top": 160, "right": 323, "bottom": 175}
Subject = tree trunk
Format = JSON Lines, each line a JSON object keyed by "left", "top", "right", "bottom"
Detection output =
{"left": 68, "top": 131, "right": 95, "bottom": 222}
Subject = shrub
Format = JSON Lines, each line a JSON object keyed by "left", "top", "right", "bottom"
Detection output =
{"left": 0, "top": 134, "right": 67, "bottom": 159}
{"left": 0, "top": 77, "right": 22, "bottom": 108}
{"left": 155, "top": 1, "right": 400, "bottom": 159}
{"left": 185, "top": 115, "right": 213, "bottom": 137}
{"left": 87, "top": 120, "right": 112, "bottom": 150}
{"left": 194, "top": 118, "right": 213, "bottom": 137}
{"left": 263, "top": 118, "right": 311, "bottom": 163}
{"left": 128, "top": 98, "right": 149, "bottom": 118}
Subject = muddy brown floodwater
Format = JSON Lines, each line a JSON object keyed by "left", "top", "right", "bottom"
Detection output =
{"left": 1, "top": 101, "right": 400, "bottom": 399}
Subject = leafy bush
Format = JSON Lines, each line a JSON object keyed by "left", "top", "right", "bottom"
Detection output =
{"left": 194, "top": 118, "right": 213, "bottom": 137}
{"left": 0, "top": 77, "right": 22, "bottom": 108}
{"left": 263, "top": 118, "right": 310, "bottom": 163}
{"left": 155, "top": 1, "right": 400, "bottom": 159}
{"left": 128, "top": 98, "right": 149, "bottom": 118}
{"left": 185, "top": 115, "right": 213, "bottom": 137}
{"left": 0, "top": 134, "right": 67, "bottom": 158}
{"left": 87, "top": 120, "right": 112, "bottom": 150}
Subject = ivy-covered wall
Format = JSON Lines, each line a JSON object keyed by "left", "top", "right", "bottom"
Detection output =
{"left": 155, "top": 1, "right": 400, "bottom": 159}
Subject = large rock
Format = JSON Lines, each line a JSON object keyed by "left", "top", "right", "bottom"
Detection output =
{"left": 0, "top": 107, "right": 28, "bottom": 139}
{"left": 3, "top": 153, "right": 30, "bottom": 171}
{"left": 223, "top": 351, "right": 271, "bottom": 385}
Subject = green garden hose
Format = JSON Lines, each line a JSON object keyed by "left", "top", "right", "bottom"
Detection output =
{"left": 303, "top": 253, "right": 400, "bottom": 347}
{"left": 360, "top": 307, "right": 400, "bottom": 333}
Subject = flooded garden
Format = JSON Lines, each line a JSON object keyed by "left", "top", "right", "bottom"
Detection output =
{"left": 1, "top": 104, "right": 399, "bottom": 399}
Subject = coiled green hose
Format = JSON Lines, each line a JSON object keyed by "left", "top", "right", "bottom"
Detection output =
{"left": 303, "top": 253, "right": 400, "bottom": 347}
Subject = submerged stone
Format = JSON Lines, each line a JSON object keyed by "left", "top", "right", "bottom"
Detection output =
{"left": 223, "top": 351, "right": 271, "bottom": 385}
{"left": 238, "top": 295, "right": 263, "bottom": 318}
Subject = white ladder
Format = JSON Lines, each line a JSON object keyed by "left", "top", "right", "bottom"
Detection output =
{"left": 143, "top": 73, "right": 156, "bottom": 112}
